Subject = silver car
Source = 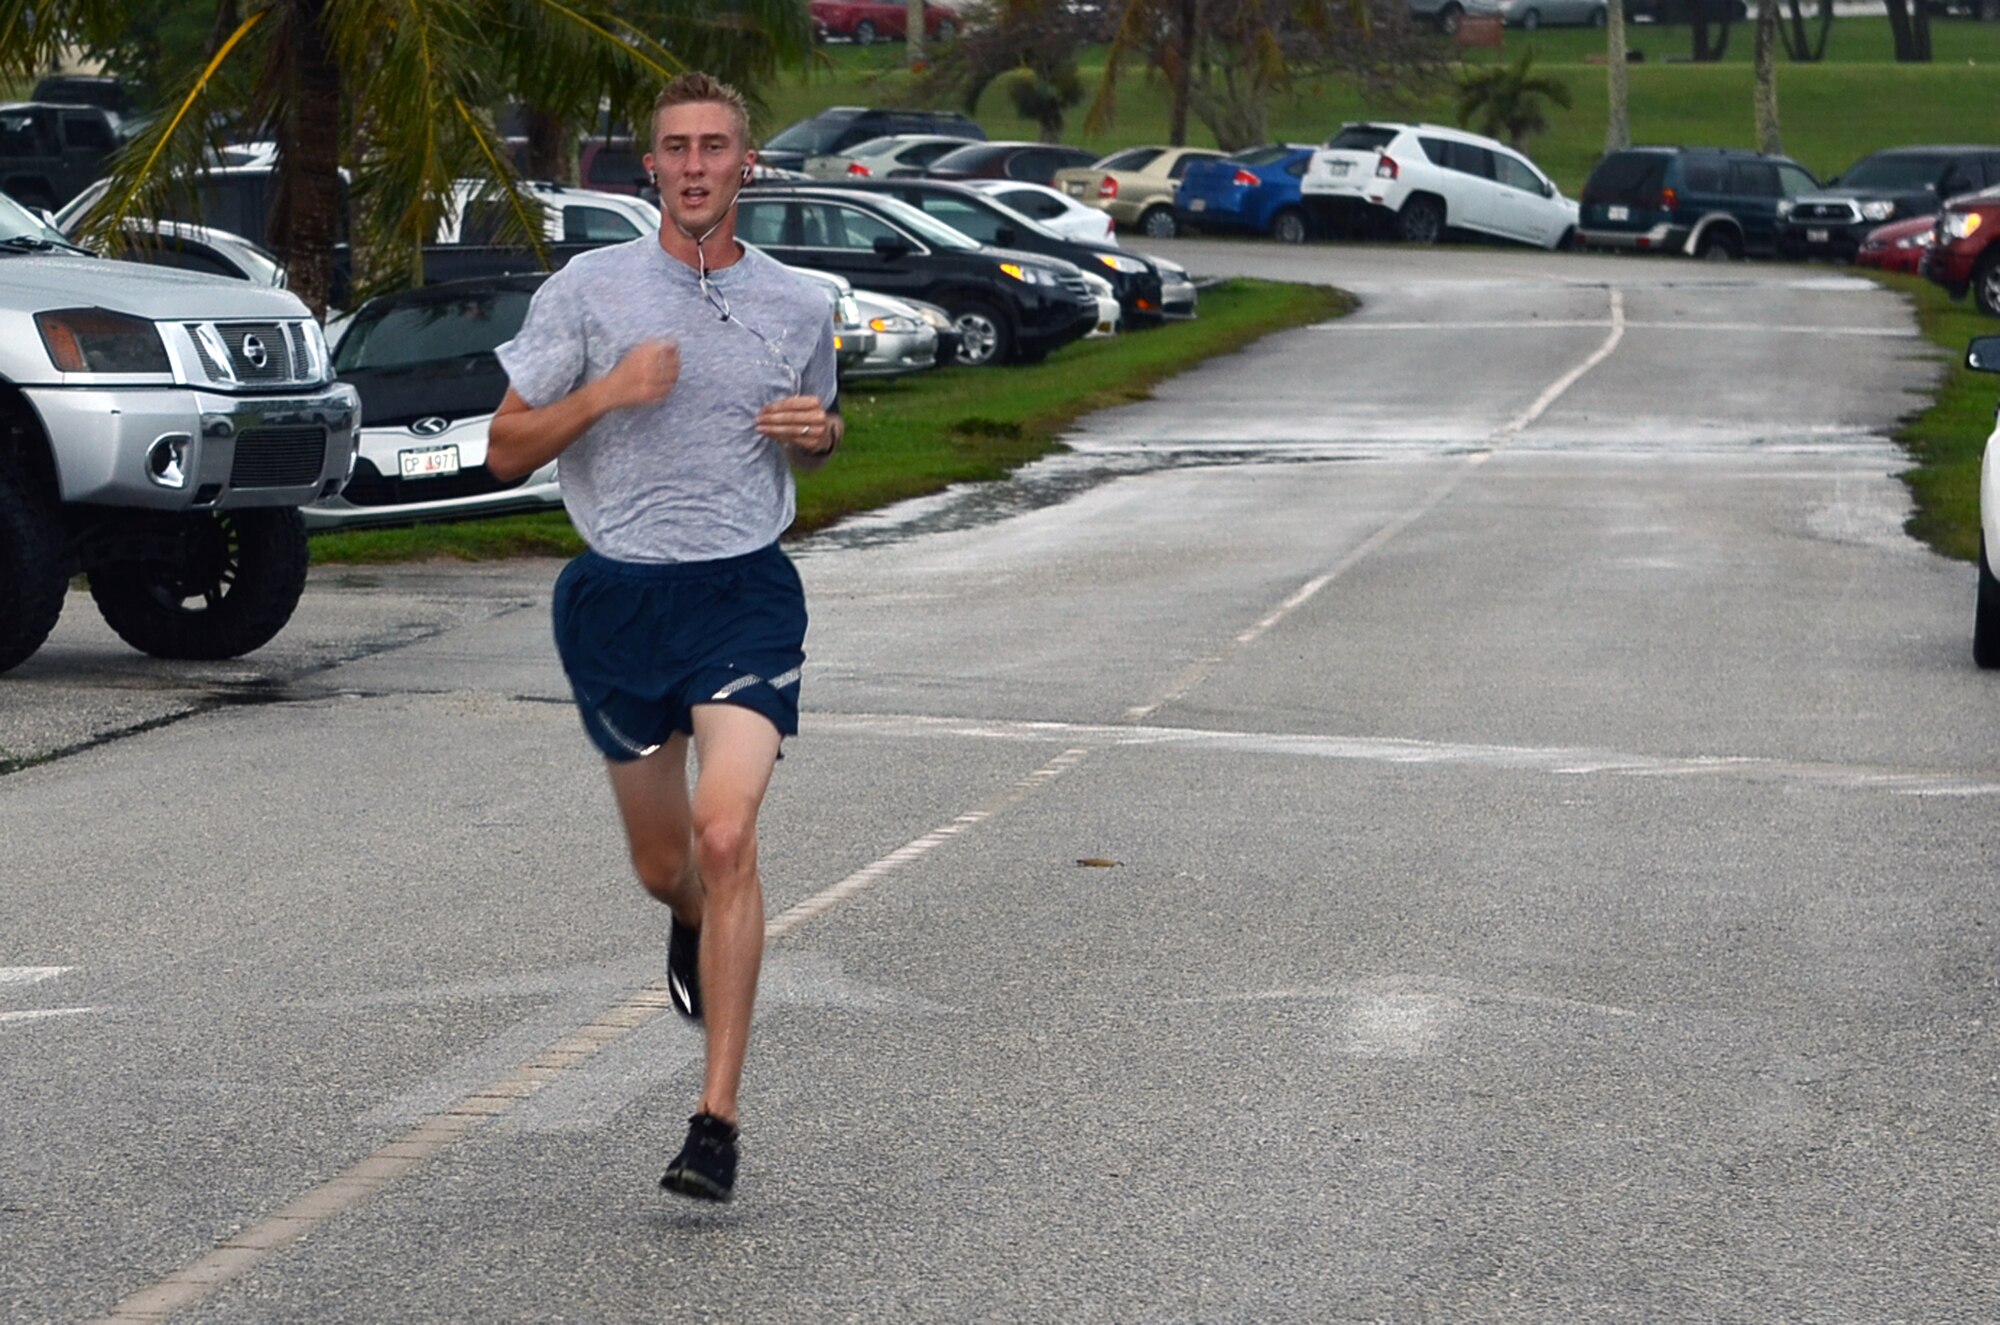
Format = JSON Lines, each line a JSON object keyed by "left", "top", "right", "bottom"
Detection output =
{"left": 847, "top": 289, "right": 940, "bottom": 379}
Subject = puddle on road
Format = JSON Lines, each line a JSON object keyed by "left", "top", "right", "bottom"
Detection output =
{"left": 798, "top": 445, "right": 1385, "bottom": 554}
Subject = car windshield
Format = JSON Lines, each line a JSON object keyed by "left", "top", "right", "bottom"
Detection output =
{"left": 765, "top": 115, "right": 859, "bottom": 155}
{"left": 1327, "top": 126, "right": 1397, "bottom": 152}
{"left": 927, "top": 144, "right": 1002, "bottom": 172}
{"left": 865, "top": 194, "right": 984, "bottom": 250}
{"left": 1228, "top": 146, "right": 1292, "bottom": 167}
{"left": 0, "top": 190, "right": 67, "bottom": 244}
{"left": 1841, "top": 154, "right": 1952, "bottom": 192}
{"left": 334, "top": 287, "right": 537, "bottom": 372}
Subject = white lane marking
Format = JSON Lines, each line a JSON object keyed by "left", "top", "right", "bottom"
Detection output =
{"left": 1, "top": 1007, "right": 94, "bottom": 1025}
{"left": 1319, "top": 319, "right": 1912, "bottom": 338}
{"left": 1496, "top": 287, "right": 1626, "bottom": 439}
{"left": 806, "top": 711, "right": 2000, "bottom": 797}
{"left": 0, "top": 966, "right": 72, "bottom": 985}
{"left": 1126, "top": 288, "right": 1627, "bottom": 721}
{"left": 86, "top": 745, "right": 1094, "bottom": 1325}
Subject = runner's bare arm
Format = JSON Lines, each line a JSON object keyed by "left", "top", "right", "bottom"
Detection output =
{"left": 488, "top": 340, "right": 681, "bottom": 480}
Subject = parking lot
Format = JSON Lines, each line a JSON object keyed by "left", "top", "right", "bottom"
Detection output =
{"left": 4, "top": 242, "right": 1997, "bottom": 1322}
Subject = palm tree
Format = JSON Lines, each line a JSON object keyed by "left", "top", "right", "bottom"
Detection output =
{"left": 0, "top": 0, "right": 809, "bottom": 316}
{"left": 1753, "top": 0, "right": 1782, "bottom": 153}
{"left": 1455, "top": 50, "right": 1574, "bottom": 153}
{"left": 1605, "top": 0, "right": 1631, "bottom": 152}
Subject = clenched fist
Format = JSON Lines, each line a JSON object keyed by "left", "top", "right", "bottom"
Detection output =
{"left": 599, "top": 340, "right": 681, "bottom": 411}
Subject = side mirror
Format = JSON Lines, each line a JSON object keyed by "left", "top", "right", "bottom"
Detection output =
{"left": 1542, "top": 179, "right": 1554, "bottom": 198}
{"left": 872, "top": 234, "right": 910, "bottom": 259}
{"left": 994, "top": 225, "right": 1017, "bottom": 247}
{"left": 1967, "top": 335, "right": 2000, "bottom": 373}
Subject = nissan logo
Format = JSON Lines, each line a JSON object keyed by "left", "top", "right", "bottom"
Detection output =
{"left": 409, "top": 416, "right": 450, "bottom": 437}
{"left": 240, "top": 333, "right": 269, "bottom": 369}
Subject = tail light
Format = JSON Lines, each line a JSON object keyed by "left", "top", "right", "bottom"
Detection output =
{"left": 1375, "top": 155, "right": 1399, "bottom": 181}
{"left": 1660, "top": 187, "right": 1678, "bottom": 210}
{"left": 846, "top": 161, "right": 872, "bottom": 176}
{"left": 1098, "top": 175, "right": 1118, "bottom": 200}
{"left": 1231, "top": 168, "right": 1258, "bottom": 188}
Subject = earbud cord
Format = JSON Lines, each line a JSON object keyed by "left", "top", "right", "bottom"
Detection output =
{"left": 670, "top": 176, "right": 746, "bottom": 314}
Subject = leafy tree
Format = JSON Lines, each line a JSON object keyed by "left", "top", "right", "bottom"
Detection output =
{"left": 911, "top": 0, "right": 1095, "bottom": 143}
{"left": 1086, "top": 0, "right": 1449, "bottom": 153}
{"left": 0, "top": 0, "right": 810, "bottom": 316}
{"left": 1454, "top": 50, "right": 1572, "bottom": 152}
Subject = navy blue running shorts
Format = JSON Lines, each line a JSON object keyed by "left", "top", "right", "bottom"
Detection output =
{"left": 551, "top": 543, "right": 807, "bottom": 761}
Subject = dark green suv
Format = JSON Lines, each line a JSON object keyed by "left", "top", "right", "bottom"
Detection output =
{"left": 1577, "top": 147, "right": 1820, "bottom": 260}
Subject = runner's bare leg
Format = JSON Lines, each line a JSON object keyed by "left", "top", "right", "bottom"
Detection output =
{"left": 605, "top": 732, "right": 704, "bottom": 927}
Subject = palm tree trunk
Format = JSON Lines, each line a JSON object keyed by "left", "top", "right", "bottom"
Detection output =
{"left": 906, "top": 0, "right": 925, "bottom": 66}
{"left": 526, "top": 110, "right": 574, "bottom": 185}
{"left": 1754, "top": 0, "right": 1781, "bottom": 153}
{"left": 1605, "top": 0, "right": 1630, "bottom": 151}
{"left": 267, "top": 0, "right": 344, "bottom": 318}
{"left": 1168, "top": 0, "right": 1198, "bottom": 147}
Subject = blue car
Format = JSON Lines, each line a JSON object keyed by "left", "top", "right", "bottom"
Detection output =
{"left": 1174, "top": 144, "right": 1316, "bottom": 243}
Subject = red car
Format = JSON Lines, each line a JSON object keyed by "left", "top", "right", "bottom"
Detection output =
{"left": 1923, "top": 185, "right": 2000, "bottom": 315}
{"left": 811, "top": 1, "right": 959, "bottom": 44}
{"left": 1856, "top": 214, "right": 1936, "bottom": 276}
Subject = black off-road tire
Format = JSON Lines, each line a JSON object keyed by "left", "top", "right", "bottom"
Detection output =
{"left": 0, "top": 471, "right": 68, "bottom": 674}
{"left": 88, "top": 508, "right": 309, "bottom": 661}
{"left": 1140, "top": 205, "right": 1179, "bottom": 239}
{"left": 1973, "top": 252, "right": 2000, "bottom": 318}
{"left": 948, "top": 299, "right": 1014, "bottom": 366}
{"left": 1976, "top": 536, "right": 2000, "bottom": 669}
{"left": 1399, "top": 195, "right": 1446, "bottom": 245}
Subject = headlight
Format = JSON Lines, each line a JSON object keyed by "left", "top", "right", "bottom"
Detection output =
{"left": 1079, "top": 270, "right": 1115, "bottom": 296}
{"left": 1860, "top": 200, "right": 1896, "bottom": 222}
{"left": 36, "top": 308, "right": 170, "bottom": 373}
{"left": 1898, "top": 230, "right": 1937, "bottom": 249}
{"left": 914, "top": 305, "right": 953, "bottom": 331}
{"left": 1944, "top": 211, "right": 1984, "bottom": 240}
{"left": 1151, "top": 256, "right": 1188, "bottom": 278}
{"left": 1775, "top": 199, "right": 1794, "bottom": 218}
{"left": 869, "top": 314, "right": 921, "bottom": 334}
{"left": 1096, "top": 253, "right": 1147, "bottom": 274}
{"left": 838, "top": 295, "right": 862, "bottom": 326}
{"left": 999, "top": 262, "right": 1050, "bottom": 285}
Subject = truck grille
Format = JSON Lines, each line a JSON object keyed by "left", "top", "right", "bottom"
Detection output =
{"left": 230, "top": 425, "right": 326, "bottom": 488}
{"left": 183, "top": 318, "right": 325, "bottom": 389}
{"left": 1792, "top": 200, "right": 1860, "bottom": 224}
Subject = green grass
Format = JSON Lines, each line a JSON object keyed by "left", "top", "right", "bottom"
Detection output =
{"left": 308, "top": 278, "right": 1350, "bottom": 564}
{"left": 1872, "top": 272, "right": 1997, "bottom": 563}
{"left": 767, "top": 20, "right": 2000, "bottom": 193}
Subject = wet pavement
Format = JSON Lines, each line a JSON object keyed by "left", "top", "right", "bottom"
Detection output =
{"left": 4, "top": 242, "right": 1996, "bottom": 1324}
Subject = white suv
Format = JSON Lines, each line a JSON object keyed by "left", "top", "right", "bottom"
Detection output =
{"left": 1301, "top": 122, "right": 1577, "bottom": 249}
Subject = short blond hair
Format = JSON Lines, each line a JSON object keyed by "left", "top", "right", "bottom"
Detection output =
{"left": 651, "top": 72, "right": 752, "bottom": 146}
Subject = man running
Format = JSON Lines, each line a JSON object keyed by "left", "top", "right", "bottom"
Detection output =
{"left": 487, "top": 71, "right": 841, "bottom": 1202}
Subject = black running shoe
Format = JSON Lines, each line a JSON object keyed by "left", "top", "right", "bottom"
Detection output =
{"left": 661, "top": 1112, "right": 738, "bottom": 1202}
{"left": 667, "top": 915, "right": 703, "bottom": 1023}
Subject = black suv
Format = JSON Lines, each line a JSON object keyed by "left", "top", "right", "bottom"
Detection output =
{"left": 758, "top": 107, "right": 985, "bottom": 173}
{"left": 0, "top": 102, "right": 121, "bottom": 210}
{"left": 29, "top": 76, "right": 148, "bottom": 139}
{"left": 1578, "top": 147, "right": 1820, "bottom": 259}
{"left": 820, "top": 177, "right": 1169, "bottom": 323}
{"left": 739, "top": 186, "right": 1097, "bottom": 365}
{"left": 1781, "top": 145, "right": 2000, "bottom": 261}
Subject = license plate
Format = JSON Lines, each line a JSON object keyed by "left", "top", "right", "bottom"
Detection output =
{"left": 1064, "top": 182, "right": 1083, "bottom": 197}
{"left": 1607, "top": 205, "right": 1629, "bottom": 221}
{"left": 1807, "top": 228, "right": 1830, "bottom": 244}
{"left": 399, "top": 444, "right": 460, "bottom": 478}
{"left": 1325, "top": 160, "right": 1350, "bottom": 176}
{"left": 1189, "top": 198, "right": 1206, "bottom": 212}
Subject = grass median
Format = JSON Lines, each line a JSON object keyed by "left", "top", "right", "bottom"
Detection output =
{"left": 1871, "top": 272, "right": 1996, "bottom": 564}
{"left": 308, "top": 277, "right": 1351, "bottom": 564}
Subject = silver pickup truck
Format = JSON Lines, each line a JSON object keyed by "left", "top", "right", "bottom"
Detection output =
{"left": 0, "top": 199, "right": 358, "bottom": 672}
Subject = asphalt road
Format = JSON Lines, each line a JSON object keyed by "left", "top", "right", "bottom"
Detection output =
{"left": 3, "top": 242, "right": 1996, "bottom": 1323}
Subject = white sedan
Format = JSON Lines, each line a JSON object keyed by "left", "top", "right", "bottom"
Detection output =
{"left": 1971, "top": 335, "right": 2000, "bottom": 668}
{"left": 967, "top": 179, "right": 1118, "bottom": 245}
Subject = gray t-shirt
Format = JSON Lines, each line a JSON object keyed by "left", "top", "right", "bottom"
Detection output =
{"left": 495, "top": 238, "right": 838, "bottom": 563}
